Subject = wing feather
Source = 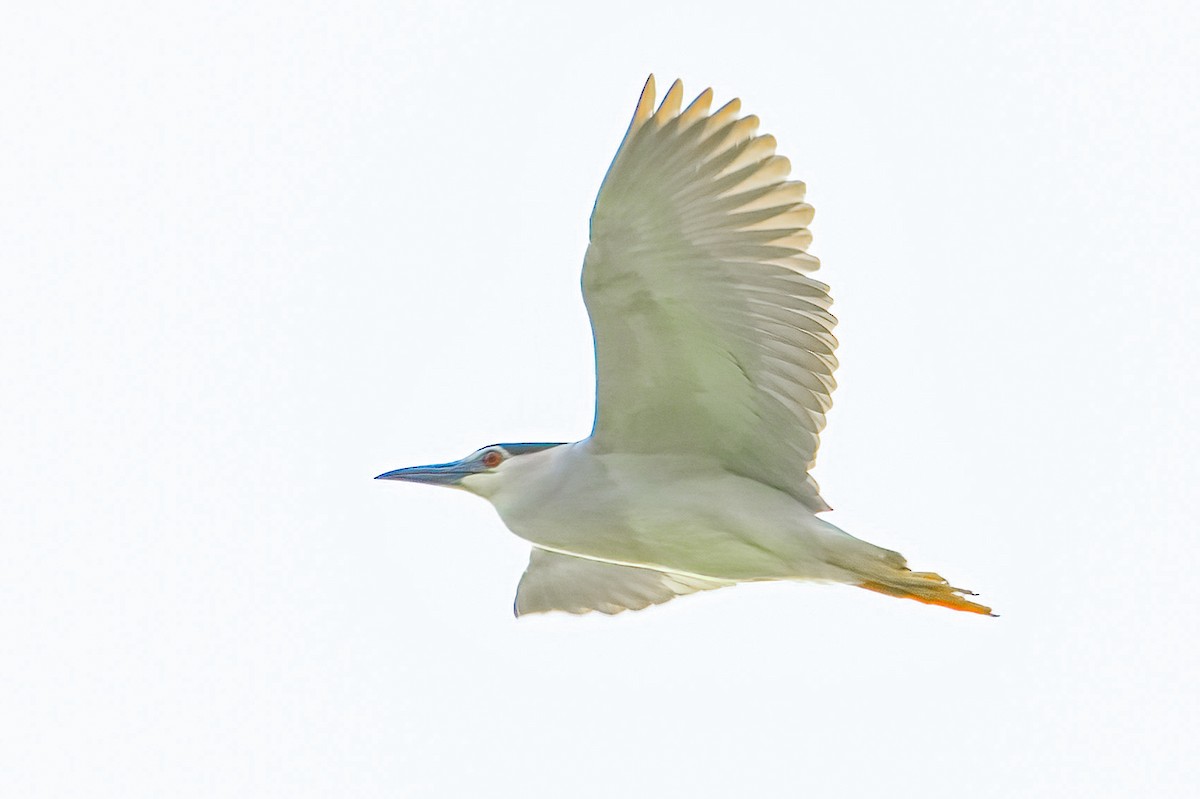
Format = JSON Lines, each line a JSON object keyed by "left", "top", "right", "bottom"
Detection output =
{"left": 514, "top": 548, "right": 733, "bottom": 616}
{"left": 583, "top": 76, "right": 838, "bottom": 511}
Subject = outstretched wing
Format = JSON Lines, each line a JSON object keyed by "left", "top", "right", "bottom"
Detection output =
{"left": 583, "top": 76, "right": 837, "bottom": 512}
{"left": 514, "top": 548, "right": 733, "bottom": 616}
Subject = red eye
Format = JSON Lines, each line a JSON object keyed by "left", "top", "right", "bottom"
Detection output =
{"left": 482, "top": 451, "right": 503, "bottom": 468}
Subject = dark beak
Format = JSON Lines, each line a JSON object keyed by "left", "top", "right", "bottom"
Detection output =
{"left": 374, "top": 462, "right": 473, "bottom": 487}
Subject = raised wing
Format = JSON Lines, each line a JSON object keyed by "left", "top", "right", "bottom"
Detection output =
{"left": 514, "top": 548, "right": 733, "bottom": 616}
{"left": 583, "top": 76, "right": 838, "bottom": 512}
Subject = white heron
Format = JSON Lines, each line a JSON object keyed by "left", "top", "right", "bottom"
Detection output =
{"left": 378, "top": 76, "right": 992, "bottom": 617}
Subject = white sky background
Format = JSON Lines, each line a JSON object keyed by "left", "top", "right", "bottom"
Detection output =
{"left": 3, "top": 1, "right": 1199, "bottom": 796}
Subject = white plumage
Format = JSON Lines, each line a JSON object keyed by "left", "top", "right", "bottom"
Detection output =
{"left": 586, "top": 77, "right": 833, "bottom": 513}
{"left": 378, "top": 76, "right": 991, "bottom": 617}
{"left": 514, "top": 548, "right": 732, "bottom": 617}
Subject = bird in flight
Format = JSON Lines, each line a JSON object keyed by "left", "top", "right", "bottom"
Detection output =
{"left": 378, "top": 76, "right": 992, "bottom": 617}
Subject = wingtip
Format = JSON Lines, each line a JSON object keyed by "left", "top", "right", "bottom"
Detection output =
{"left": 705, "top": 96, "right": 743, "bottom": 131}
{"left": 632, "top": 74, "right": 656, "bottom": 127}
{"left": 654, "top": 78, "right": 684, "bottom": 121}
{"left": 679, "top": 86, "right": 714, "bottom": 126}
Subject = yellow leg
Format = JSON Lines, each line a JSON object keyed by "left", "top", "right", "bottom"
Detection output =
{"left": 859, "top": 569, "right": 995, "bottom": 616}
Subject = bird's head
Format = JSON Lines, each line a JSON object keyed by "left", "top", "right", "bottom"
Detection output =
{"left": 375, "top": 443, "right": 566, "bottom": 498}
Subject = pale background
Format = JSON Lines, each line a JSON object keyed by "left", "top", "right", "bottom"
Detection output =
{"left": 3, "top": 1, "right": 1198, "bottom": 796}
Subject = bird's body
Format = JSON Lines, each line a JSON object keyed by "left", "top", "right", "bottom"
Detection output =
{"left": 378, "top": 76, "right": 992, "bottom": 617}
{"left": 471, "top": 442, "right": 863, "bottom": 583}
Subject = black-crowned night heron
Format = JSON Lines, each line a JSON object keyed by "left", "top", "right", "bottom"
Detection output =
{"left": 378, "top": 76, "right": 992, "bottom": 618}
